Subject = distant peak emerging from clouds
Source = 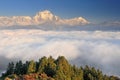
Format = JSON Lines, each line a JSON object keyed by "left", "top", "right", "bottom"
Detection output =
{"left": 0, "top": 10, "right": 89, "bottom": 27}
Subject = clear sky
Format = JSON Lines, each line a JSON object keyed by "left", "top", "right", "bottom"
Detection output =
{"left": 0, "top": 0, "right": 120, "bottom": 23}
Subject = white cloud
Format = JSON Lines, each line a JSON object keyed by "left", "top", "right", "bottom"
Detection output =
{"left": 0, "top": 10, "right": 89, "bottom": 27}
{"left": 0, "top": 30, "right": 120, "bottom": 76}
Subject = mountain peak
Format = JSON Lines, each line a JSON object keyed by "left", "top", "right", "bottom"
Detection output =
{"left": 0, "top": 10, "right": 89, "bottom": 27}
{"left": 34, "top": 10, "right": 55, "bottom": 21}
{"left": 40, "top": 10, "right": 51, "bottom": 14}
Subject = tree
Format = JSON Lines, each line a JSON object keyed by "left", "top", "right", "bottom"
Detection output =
{"left": 71, "top": 65, "right": 83, "bottom": 80}
{"left": 3, "top": 56, "right": 120, "bottom": 80}
{"left": 44, "top": 62, "right": 56, "bottom": 77}
{"left": 21, "top": 61, "right": 29, "bottom": 74}
{"left": 54, "top": 70, "right": 66, "bottom": 80}
{"left": 44, "top": 56, "right": 56, "bottom": 77}
{"left": 6, "top": 62, "right": 14, "bottom": 75}
{"left": 14, "top": 60, "right": 23, "bottom": 75}
{"left": 54, "top": 56, "right": 71, "bottom": 80}
{"left": 103, "top": 75, "right": 109, "bottom": 80}
{"left": 88, "top": 73, "right": 94, "bottom": 80}
{"left": 97, "top": 69, "right": 103, "bottom": 80}
{"left": 38, "top": 56, "right": 48, "bottom": 73}
{"left": 35, "top": 61, "right": 39, "bottom": 73}
{"left": 27, "top": 60, "right": 36, "bottom": 73}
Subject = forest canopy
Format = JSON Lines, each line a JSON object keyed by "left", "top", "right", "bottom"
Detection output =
{"left": 1, "top": 56, "right": 119, "bottom": 80}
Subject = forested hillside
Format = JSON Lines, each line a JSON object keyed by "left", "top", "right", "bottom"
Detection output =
{"left": 1, "top": 56, "right": 119, "bottom": 80}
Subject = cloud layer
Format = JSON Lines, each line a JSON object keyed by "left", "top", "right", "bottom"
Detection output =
{"left": 0, "top": 30, "right": 120, "bottom": 76}
{"left": 100, "top": 21, "right": 120, "bottom": 26}
{"left": 0, "top": 10, "right": 89, "bottom": 27}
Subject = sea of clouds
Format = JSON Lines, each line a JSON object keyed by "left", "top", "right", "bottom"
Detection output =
{"left": 0, "top": 29, "right": 120, "bottom": 76}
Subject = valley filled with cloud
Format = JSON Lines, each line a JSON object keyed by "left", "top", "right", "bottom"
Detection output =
{"left": 0, "top": 29, "right": 120, "bottom": 76}
{"left": 0, "top": 10, "right": 120, "bottom": 77}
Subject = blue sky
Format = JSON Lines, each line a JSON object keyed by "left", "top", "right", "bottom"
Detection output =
{"left": 0, "top": 0, "right": 120, "bottom": 23}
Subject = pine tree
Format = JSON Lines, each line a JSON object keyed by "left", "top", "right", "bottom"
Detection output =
{"left": 44, "top": 56, "right": 56, "bottom": 77}
{"left": 22, "top": 61, "right": 29, "bottom": 74}
{"left": 14, "top": 60, "right": 23, "bottom": 75}
{"left": 38, "top": 56, "right": 48, "bottom": 73}
{"left": 2, "top": 56, "right": 120, "bottom": 80}
{"left": 97, "top": 69, "right": 103, "bottom": 80}
{"left": 71, "top": 65, "right": 83, "bottom": 80}
{"left": 27, "top": 60, "right": 36, "bottom": 73}
{"left": 54, "top": 56, "right": 71, "bottom": 80}
{"left": 6, "top": 62, "right": 14, "bottom": 75}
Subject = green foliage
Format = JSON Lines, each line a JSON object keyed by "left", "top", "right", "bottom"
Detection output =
{"left": 44, "top": 62, "right": 56, "bottom": 77}
{"left": 2, "top": 56, "right": 119, "bottom": 80}
{"left": 54, "top": 56, "right": 72, "bottom": 80}
{"left": 27, "top": 60, "right": 36, "bottom": 73}
{"left": 14, "top": 60, "right": 24, "bottom": 75}
{"left": 6, "top": 62, "right": 14, "bottom": 75}
{"left": 71, "top": 65, "right": 83, "bottom": 80}
{"left": 38, "top": 56, "right": 48, "bottom": 73}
